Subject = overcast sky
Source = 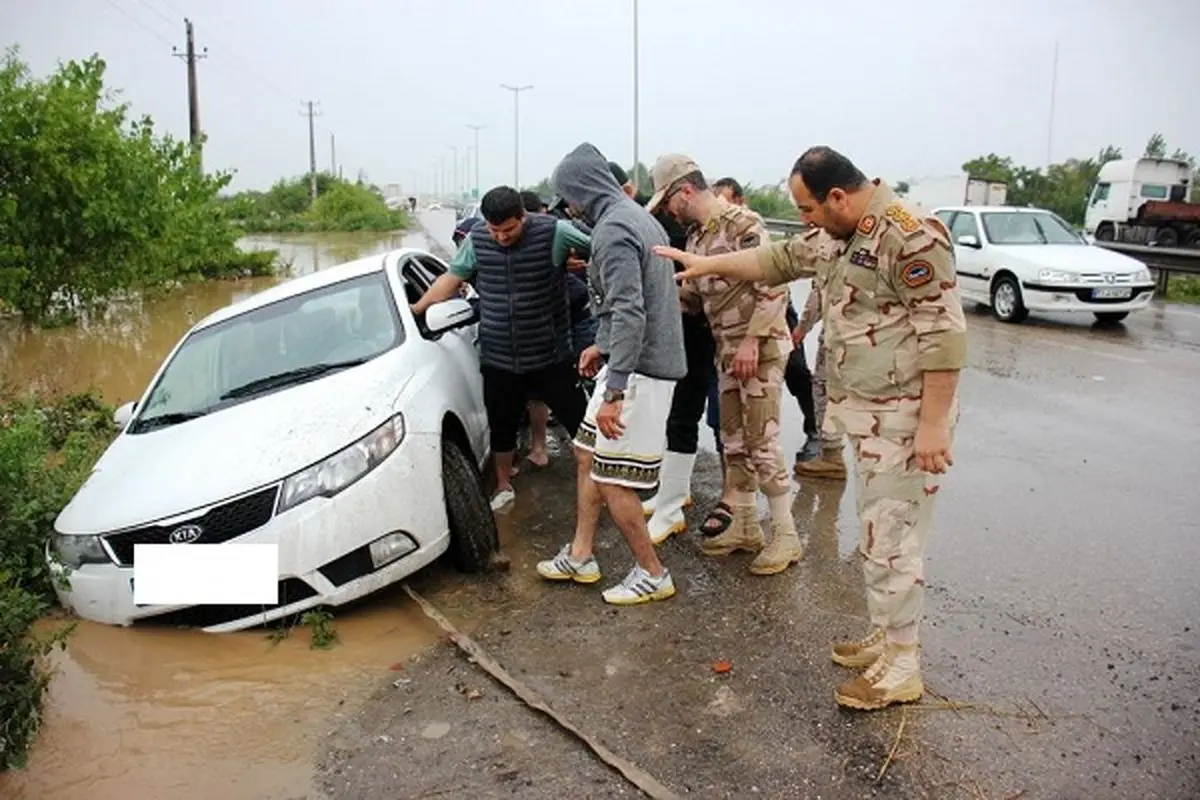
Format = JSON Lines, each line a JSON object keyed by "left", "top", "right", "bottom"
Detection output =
{"left": 5, "top": 0, "right": 1198, "bottom": 195}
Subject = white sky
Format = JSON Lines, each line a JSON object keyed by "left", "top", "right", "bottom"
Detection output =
{"left": 4, "top": 0, "right": 1198, "bottom": 194}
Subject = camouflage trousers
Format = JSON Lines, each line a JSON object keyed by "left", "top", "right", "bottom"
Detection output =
{"left": 828, "top": 397, "right": 958, "bottom": 636}
{"left": 718, "top": 355, "right": 790, "bottom": 497}
{"left": 812, "top": 329, "right": 841, "bottom": 448}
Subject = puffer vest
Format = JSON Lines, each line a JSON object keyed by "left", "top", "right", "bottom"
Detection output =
{"left": 471, "top": 213, "right": 572, "bottom": 373}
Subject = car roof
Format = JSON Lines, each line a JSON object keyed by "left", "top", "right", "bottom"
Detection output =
{"left": 932, "top": 205, "right": 1050, "bottom": 214}
{"left": 194, "top": 247, "right": 425, "bottom": 330}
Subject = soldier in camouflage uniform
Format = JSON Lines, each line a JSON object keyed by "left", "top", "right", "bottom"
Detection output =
{"left": 648, "top": 154, "right": 803, "bottom": 576}
{"left": 791, "top": 284, "right": 848, "bottom": 479}
{"left": 657, "top": 146, "right": 967, "bottom": 711}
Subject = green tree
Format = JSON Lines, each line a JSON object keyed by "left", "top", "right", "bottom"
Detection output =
{"left": 1144, "top": 133, "right": 1167, "bottom": 158}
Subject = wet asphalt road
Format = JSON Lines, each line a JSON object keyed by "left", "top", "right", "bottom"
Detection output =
{"left": 319, "top": 214, "right": 1200, "bottom": 799}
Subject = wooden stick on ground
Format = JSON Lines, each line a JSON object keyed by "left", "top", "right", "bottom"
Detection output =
{"left": 403, "top": 584, "right": 680, "bottom": 800}
{"left": 877, "top": 707, "right": 908, "bottom": 783}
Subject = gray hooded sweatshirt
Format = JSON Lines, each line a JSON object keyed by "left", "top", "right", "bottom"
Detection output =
{"left": 551, "top": 143, "right": 686, "bottom": 391}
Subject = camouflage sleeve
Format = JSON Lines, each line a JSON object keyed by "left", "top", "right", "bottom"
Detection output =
{"left": 745, "top": 282, "right": 789, "bottom": 339}
{"left": 754, "top": 228, "right": 821, "bottom": 286}
{"left": 888, "top": 224, "right": 968, "bottom": 372}
{"left": 799, "top": 282, "right": 821, "bottom": 330}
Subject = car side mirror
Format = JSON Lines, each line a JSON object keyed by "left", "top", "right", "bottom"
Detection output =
{"left": 956, "top": 234, "right": 981, "bottom": 248}
{"left": 114, "top": 401, "right": 136, "bottom": 429}
{"left": 425, "top": 298, "right": 478, "bottom": 336}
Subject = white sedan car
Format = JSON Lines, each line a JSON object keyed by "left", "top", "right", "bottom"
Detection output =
{"left": 49, "top": 248, "right": 497, "bottom": 632}
{"left": 932, "top": 205, "right": 1156, "bottom": 324}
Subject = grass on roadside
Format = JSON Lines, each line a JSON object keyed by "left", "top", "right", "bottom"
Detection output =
{"left": 1164, "top": 275, "right": 1200, "bottom": 304}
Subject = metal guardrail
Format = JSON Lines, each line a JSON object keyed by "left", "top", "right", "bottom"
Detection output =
{"left": 761, "top": 218, "right": 1200, "bottom": 292}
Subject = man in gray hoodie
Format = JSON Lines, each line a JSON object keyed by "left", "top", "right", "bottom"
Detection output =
{"left": 536, "top": 142, "right": 687, "bottom": 606}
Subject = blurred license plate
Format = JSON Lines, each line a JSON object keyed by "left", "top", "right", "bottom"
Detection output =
{"left": 1093, "top": 286, "right": 1131, "bottom": 299}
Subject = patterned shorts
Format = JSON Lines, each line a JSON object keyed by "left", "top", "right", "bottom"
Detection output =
{"left": 574, "top": 365, "right": 675, "bottom": 490}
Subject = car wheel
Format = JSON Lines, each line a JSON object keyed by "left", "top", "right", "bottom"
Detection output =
{"left": 1094, "top": 311, "right": 1129, "bottom": 325}
{"left": 990, "top": 275, "right": 1028, "bottom": 324}
{"left": 442, "top": 437, "right": 499, "bottom": 573}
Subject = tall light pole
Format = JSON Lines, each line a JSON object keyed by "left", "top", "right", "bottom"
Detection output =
{"left": 466, "top": 124, "right": 485, "bottom": 198}
{"left": 632, "top": 0, "right": 640, "bottom": 191}
{"left": 1046, "top": 39, "right": 1059, "bottom": 167}
{"left": 500, "top": 84, "right": 533, "bottom": 187}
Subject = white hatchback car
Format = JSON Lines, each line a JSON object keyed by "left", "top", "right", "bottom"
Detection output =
{"left": 932, "top": 205, "right": 1156, "bottom": 324}
{"left": 49, "top": 248, "right": 497, "bottom": 632}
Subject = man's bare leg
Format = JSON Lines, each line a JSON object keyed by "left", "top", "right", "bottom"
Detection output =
{"left": 493, "top": 451, "right": 515, "bottom": 494}
{"left": 598, "top": 482, "right": 665, "bottom": 577}
{"left": 570, "top": 448, "right": 603, "bottom": 560}
{"left": 528, "top": 401, "right": 550, "bottom": 467}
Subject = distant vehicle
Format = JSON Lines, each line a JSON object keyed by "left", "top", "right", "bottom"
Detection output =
{"left": 933, "top": 205, "right": 1156, "bottom": 325}
{"left": 452, "top": 203, "right": 482, "bottom": 247}
{"left": 49, "top": 248, "right": 497, "bottom": 632}
{"left": 906, "top": 174, "right": 1008, "bottom": 213}
{"left": 1084, "top": 158, "right": 1200, "bottom": 248}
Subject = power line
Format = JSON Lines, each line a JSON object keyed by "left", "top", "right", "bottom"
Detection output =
{"left": 99, "top": 0, "right": 175, "bottom": 48}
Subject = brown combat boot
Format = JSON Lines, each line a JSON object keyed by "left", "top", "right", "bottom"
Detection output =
{"left": 831, "top": 627, "right": 885, "bottom": 669}
{"left": 748, "top": 518, "right": 804, "bottom": 575}
{"left": 795, "top": 443, "right": 847, "bottom": 480}
{"left": 834, "top": 642, "right": 923, "bottom": 711}
{"left": 699, "top": 504, "right": 764, "bottom": 556}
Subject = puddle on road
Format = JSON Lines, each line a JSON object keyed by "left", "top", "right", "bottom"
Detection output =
{"left": 0, "top": 587, "right": 450, "bottom": 800}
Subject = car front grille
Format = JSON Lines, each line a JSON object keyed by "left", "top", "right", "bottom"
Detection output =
{"left": 1077, "top": 272, "right": 1138, "bottom": 285}
{"left": 135, "top": 577, "right": 318, "bottom": 629}
{"left": 102, "top": 485, "right": 280, "bottom": 566}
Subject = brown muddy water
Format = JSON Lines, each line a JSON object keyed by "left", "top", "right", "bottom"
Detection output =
{"left": 0, "top": 230, "right": 501, "bottom": 800}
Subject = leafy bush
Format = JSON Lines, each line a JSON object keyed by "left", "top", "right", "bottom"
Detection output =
{"left": 225, "top": 174, "right": 409, "bottom": 234}
{"left": 0, "top": 48, "right": 279, "bottom": 325}
{"left": 0, "top": 389, "right": 114, "bottom": 771}
{"left": 1165, "top": 275, "right": 1200, "bottom": 305}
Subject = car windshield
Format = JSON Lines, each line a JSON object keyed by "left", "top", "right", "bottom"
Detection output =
{"left": 980, "top": 211, "right": 1084, "bottom": 245}
{"left": 130, "top": 272, "right": 403, "bottom": 433}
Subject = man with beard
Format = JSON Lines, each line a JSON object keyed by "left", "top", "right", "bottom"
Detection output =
{"left": 656, "top": 146, "right": 967, "bottom": 711}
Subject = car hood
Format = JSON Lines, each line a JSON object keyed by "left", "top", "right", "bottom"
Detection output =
{"left": 989, "top": 244, "right": 1144, "bottom": 273}
{"left": 57, "top": 350, "right": 415, "bottom": 535}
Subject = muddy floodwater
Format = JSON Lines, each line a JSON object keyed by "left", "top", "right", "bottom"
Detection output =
{"left": 0, "top": 230, "right": 461, "bottom": 800}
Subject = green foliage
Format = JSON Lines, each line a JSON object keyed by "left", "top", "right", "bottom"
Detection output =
{"left": 0, "top": 48, "right": 278, "bottom": 324}
{"left": 1165, "top": 276, "right": 1200, "bottom": 304}
{"left": 0, "top": 388, "right": 114, "bottom": 771}
{"left": 743, "top": 183, "right": 799, "bottom": 221}
{"left": 224, "top": 174, "right": 408, "bottom": 233}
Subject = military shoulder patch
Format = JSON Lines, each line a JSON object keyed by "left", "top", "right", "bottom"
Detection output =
{"left": 848, "top": 248, "right": 878, "bottom": 269}
{"left": 884, "top": 203, "right": 921, "bottom": 234}
{"left": 857, "top": 215, "right": 877, "bottom": 236}
{"left": 899, "top": 260, "right": 934, "bottom": 288}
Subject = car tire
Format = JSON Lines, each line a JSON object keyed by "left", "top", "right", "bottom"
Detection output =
{"left": 442, "top": 437, "right": 499, "bottom": 573}
{"left": 990, "top": 275, "right": 1028, "bottom": 324}
{"left": 1094, "top": 311, "right": 1129, "bottom": 325}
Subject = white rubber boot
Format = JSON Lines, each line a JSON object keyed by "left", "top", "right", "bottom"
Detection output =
{"left": 642, "top": 454, "right": 694, "bottom": 518}
{"left": 647, "top": 452, "right": 696, "bottom": 545}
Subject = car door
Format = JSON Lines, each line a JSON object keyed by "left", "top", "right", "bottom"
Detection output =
{"left": 944, "top": 210, "right": 991, "bottom": 303}
{"left": 407, "top": 254, "right": 489, "bottom": 460}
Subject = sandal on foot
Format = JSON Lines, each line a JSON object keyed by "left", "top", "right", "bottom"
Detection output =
{"left": 700, "top": 502, "right": 733, "bottom": 537}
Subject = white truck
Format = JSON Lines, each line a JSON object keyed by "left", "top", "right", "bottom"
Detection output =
{"left": 1084, "top": 158, "right": 1199, "bottom": 248}
{"left": 904, "top": 174, "right": 1008, "bottom": 213}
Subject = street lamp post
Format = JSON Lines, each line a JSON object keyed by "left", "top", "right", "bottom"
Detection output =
{"left": 450, "top": 145, "right": 459, "bottom": 199}
{"left": 500, "top": 84, "right": 533, "bottom": 188}
{"left": 466, "top": 124, "right": 485, "bottom": 199}
{"left": 632, "top": 0, "right": 639, "bottom": 190}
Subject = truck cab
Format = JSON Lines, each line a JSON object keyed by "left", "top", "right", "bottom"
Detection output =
{"left": 1085, "top": 158, "right": 1198, "bottom": 247}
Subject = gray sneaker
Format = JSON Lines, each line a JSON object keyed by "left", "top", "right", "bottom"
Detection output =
{"left": 796, "top": 435, "right": 822, "bottom": 463}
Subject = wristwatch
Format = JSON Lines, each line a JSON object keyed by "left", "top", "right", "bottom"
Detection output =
{"left": 602, "top": 388, "right": 625, "bottom": 404}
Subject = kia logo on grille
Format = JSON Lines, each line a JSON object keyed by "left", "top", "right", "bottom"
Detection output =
{"left": 168, "top": 524, "right": 203, "bottom": 544}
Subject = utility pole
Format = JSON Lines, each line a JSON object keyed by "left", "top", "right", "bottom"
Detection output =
{"left": 500, "top": 84, "right": 533, "bottom": 187}
{"left": 1046, "top": 39, "right": 1059, "bottom": 167}
{"left": 330, "top": 133, "right": 336, "bottom": 176}
{"left": 466, "top": 124, "right": 485, "bottom": 199}
{"left": 632, "top": 0, "right": 639, "bottom": 190}
{"left": 450, "top": 145, "right": 460, "bottom": 198}
{"left": 172, "top": 18, "right": 207, "bottom": 171}
{"left": 300, "top": 101, "right": 322, "bottom": 201}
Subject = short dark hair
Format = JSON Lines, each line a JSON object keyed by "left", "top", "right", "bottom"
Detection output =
{"left": 480, "top": 186, "right": 524, "bottom": 224}
{"left": 790, "top": 146, "right": 869, "bottom": 203}
{"left": 678, "top": 170, "right": 708, "bottom": 191}
{"left": 519, "top": 190, "right": 544, "bottom": 213}
{"left": 713, "top": 177, "right": 744, "bottom": 200}
{"left": 608, "top": 161, "right": 630, "bottom": 187}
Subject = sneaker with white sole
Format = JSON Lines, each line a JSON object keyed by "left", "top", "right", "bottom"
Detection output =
{"left": 601, "top": 565, "right": 676, "bottom": 606}
{"left": 536, "top": 544, "right": 601, "bottom": 584}
{"left": 490, "top": 486, "right": 515, "bottom": 511}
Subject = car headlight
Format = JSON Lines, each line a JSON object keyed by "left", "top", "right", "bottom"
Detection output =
{"left": 1133, "top": 268, "right": 1152, "bottom": 283}
{"left": 52, "top": 534, "right": 112, "bottom": 569}
{"left": 278, "top": 414, "right": 406, "bottom": 513}
{"left": 1037, "top": 269, "right": 1079, "bottom": 283}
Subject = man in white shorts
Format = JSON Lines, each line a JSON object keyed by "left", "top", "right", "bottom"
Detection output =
{"left": 537, "top": 142, "right": 687, "bottom": 605}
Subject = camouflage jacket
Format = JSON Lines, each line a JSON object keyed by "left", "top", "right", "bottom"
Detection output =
{"left": 755, "top": 182, "right": 967, "bottom": 407}
{"left": 679, "top": 199, "right": 791, "bottom": 366}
